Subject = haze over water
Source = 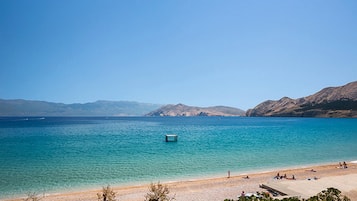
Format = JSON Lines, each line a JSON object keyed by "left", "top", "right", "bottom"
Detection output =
{"left": 0, "top": 117, "right": 356, "bottom": 199}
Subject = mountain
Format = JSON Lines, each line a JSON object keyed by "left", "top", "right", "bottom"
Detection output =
{"left": 0, "top": 99, "right": 162, "bottom": 116}
{"left": 146, "top": 103, "right": 245, "bottom": 116}
{"left": 246, "top": 81, "right": 357, "bottom": 117}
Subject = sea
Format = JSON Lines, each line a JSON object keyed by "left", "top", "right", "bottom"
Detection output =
{"left": 0, "top": 116, "right": 357, "bottom": 199}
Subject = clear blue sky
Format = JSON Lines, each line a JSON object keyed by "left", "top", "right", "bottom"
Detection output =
{"left": 1, "top": 0, "right": 356, "bottom": 110}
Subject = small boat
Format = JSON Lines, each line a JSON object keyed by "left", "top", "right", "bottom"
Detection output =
{"left": 165, "top": 134, "right": 178, "bottom": 142}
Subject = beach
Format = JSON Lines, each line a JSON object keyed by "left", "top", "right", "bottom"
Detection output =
{"left": 4, "top": 162, "right": 357, "bottom": 201}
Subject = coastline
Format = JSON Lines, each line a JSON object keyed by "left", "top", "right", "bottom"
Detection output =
{"left": 3, "top": 161, "right": 357, "bottom": 201}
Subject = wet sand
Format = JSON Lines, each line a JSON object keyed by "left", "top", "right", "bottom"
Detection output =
{"left": 4, "top": 162, "right": 357, "bottom": 201}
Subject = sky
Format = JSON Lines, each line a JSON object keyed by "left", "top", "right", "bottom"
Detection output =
{"left": 1, "top": 0, "right": 356, "bottom": 110}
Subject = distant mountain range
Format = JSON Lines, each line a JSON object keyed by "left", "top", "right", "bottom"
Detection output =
{"left": 246, "top": 81, "right": 357, "bottom": 117}
{"left": 0, "top": 99, "right": 245, "bottom": 117}
{"left": 0, "top": 99, "right": 162, "bottom": 116}
{"left": 1, "top": 81, "right": 356, "bottom": 117}
{"left": 145, "top": 103, "right": 245, "bottom": 116}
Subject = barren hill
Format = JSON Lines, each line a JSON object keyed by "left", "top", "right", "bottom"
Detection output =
{"left": 246, "top": 81, "right": 357, "bottom": 117}
{"left": 146, "top": 103, "right": 245, "bottom": 117}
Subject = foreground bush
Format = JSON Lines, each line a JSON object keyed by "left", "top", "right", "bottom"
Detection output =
{"left": 23, "top": 192, "right": 43, "bottom": 201}
{"left": 144, "top": 182, "right": 175, "bottom": 201}
{"left": 97, "top": 185, "right": 117, "bottom": 201}
{"left": 225, "top": 187, "right": 350, "bottom": 201}
{"left": 308, "top": 187, "right": 350, "bottom": 201}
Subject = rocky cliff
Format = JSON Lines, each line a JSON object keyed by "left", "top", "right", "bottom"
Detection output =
{"left": 146, "top": 103, "right": 245, "bottom": 116}
{"left": 246, "top": 81, "right": 357, "bottom": 117}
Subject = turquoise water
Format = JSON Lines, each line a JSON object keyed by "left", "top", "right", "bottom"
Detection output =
{"left": 0, "top": 117, "right": 357, "bottom": 199}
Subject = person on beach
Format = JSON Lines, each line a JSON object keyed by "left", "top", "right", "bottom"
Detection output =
{"left": 343, "top": 161, "right": 348, "bottom": 169}
{"left": 103, "top": 194, "right": 107, "bottom": 201}
{"left": 275, "top": 172, "right": 280, "bottom": 179}
{"left": 228, "top": 170, "right": 230, "bottom": 178}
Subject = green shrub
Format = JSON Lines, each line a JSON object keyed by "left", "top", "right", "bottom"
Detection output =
{"left": 308, "top": 187, "right": 350, "bottom": 201}
{"left": 224, "top": 188, "right": 350, "bottom": 201}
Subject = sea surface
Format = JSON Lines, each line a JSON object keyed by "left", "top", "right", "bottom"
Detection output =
{"left": 0, "top": 117, "right": 357, "bottom": 199}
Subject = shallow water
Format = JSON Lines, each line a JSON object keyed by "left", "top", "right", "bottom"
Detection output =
{"left": 0, "top": 117, "right": 356, "bottom": 199}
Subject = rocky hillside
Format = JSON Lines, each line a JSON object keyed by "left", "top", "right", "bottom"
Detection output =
{"left": 146, "top": 103, "right": 245, "bottom": 116}
{"left": 246, "top": 81, "right": 357, "bottom": 117}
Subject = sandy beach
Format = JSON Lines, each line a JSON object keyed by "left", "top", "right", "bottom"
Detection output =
{"left": 4, "top": 162, "right": 357, "bottom": 201}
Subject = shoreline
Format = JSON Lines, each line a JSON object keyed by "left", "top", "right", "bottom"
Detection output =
{"left": 1, "top": 160, "right": 340, "bottom": 199}
{"left": 3, "top": 161, "right": 357, "bottom": 201}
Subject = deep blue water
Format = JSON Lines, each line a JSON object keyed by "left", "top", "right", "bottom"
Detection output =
{"left": 0, "top": 117, "right": 357, "bottom": 199}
